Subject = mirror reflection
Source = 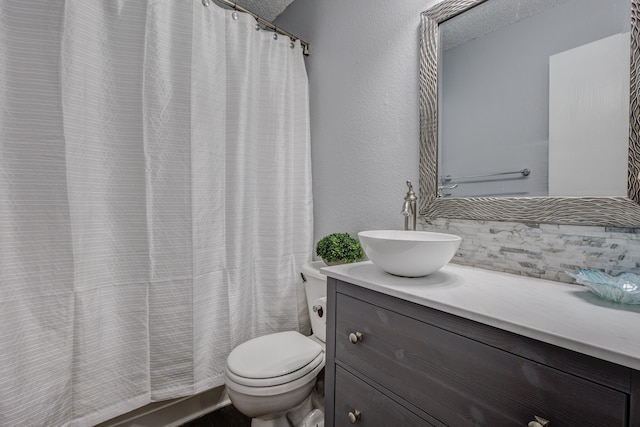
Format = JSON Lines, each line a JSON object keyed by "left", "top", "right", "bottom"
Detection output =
{"left": 438, "top": 0, "right": 630, "bottom": 198}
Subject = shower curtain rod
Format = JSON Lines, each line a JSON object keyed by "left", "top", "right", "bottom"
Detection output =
{"left": 211, "top": 0, "right": 310, "bottom": 56}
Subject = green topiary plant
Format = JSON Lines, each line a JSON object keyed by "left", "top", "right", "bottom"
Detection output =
{"left": 316, "top": 232, "right": 365, "bottom": 265}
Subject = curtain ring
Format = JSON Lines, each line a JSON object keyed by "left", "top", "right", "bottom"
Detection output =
{"left": 290, "top": 41, "right": 295, "bottom": 49}
{"left": 255, "top": 24, "right": 261, "bottom": 31}
{"left": 273, "top": 33, "right": 278, "bottom": 40}
{"left": 202, "top": 0, "right": 210, "bottom": 6}
{"left": 232, "top": 11, "right": 239, "bottom": 20}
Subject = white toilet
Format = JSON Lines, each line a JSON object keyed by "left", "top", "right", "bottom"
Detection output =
{"left": 224, "top": 261, "right": 327, "bottom": 427}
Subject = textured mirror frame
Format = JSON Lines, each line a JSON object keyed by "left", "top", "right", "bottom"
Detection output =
{"left": 419, "top": 0, "right": 640, "bottom": 226}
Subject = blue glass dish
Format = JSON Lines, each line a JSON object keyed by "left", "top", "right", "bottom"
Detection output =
{"left": 566, "top": 269, "right": 640, "bottom": 304}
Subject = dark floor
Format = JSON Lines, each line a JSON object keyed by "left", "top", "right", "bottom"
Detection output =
{"left": 181, "top": 405, "right": 251, "bottom": 427}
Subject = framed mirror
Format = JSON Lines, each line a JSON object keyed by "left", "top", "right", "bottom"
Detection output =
{"left": 419, "top": 0, "right": 640, "bottom": 226}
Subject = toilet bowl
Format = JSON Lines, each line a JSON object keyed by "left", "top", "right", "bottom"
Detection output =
{"left": 224, "top": 261, "right": 327, "bottom": 427}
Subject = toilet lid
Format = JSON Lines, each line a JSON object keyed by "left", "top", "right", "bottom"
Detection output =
{"left": 227, "top": 331, "right": 323, "bottom": 380}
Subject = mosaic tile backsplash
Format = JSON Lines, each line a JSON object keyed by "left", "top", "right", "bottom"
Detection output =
{"left": 420, "top": 218, "right": 640, "bottom": 284}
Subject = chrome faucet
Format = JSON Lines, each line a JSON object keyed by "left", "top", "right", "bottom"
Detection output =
{"left": 401, "top": 180, "right": 417, "bottom": 231}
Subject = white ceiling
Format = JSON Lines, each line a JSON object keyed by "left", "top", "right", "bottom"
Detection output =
{"left": 441, "top": 0, "right": 568, "bottom": 50}
{"left": 234, "top": 0, "right": 295, "bottom": 22}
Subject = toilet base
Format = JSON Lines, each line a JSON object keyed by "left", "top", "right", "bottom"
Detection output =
{"left": 227, "top": 375, "right": 316, "bottom": 419}
{"left": 299, "top": 409, "right": 324, "bottom": 427}
{"left": 250, "top": 392, "right": 324, "bottom": 427}
{"left": 248, "top": 395, "right": 310, "bottom": 427}
{"left": 286, "top": 393, "right": 314, "bottom": 425}
{"left": 250, "top": 416, "right": 290, "bottom": 427}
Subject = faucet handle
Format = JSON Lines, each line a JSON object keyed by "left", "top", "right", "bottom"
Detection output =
{"left": 405, "top": 180, "right": 416, "bottom": 201}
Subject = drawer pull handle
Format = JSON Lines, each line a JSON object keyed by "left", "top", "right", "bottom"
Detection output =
{"left": 528, "top": 416, "right": 550, "bottom": 427}
{"left": 348, "top": 409, "right": 361, "bottom": 424}
{"left": 348, "top": 331, "right": 363, "bottom": 344}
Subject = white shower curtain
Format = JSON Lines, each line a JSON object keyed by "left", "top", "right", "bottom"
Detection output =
{"left": 0, "top": 0, "right": 313, "bottom": 425}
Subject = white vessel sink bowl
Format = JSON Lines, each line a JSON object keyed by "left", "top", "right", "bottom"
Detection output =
{"left": 358, "top": 230, "right": 462, "bottom": 277}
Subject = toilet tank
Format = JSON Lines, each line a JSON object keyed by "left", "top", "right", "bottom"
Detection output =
{"left": 301, "top": 261, "right": 327, "bottom": 343}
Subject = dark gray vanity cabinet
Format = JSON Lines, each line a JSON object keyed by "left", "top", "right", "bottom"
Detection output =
{"left": 324, "top": 277, "right": 640, "bottom": 427}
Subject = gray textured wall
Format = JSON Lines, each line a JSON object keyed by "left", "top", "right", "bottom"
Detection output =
{"left": 275, "top": 0, "right": 436, "bottom": 248}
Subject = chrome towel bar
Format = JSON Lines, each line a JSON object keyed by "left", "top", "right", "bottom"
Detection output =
{"left": 443, "top": 168, "right": 531, "bottom": 183}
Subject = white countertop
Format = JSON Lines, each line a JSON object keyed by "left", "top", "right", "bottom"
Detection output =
{"left": 321, "top": 261, "right": 640, "bottom": 371}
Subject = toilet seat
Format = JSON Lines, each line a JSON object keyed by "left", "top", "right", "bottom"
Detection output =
{"left": 225, "top": 331, "right": 325, "bottom": 390}
{"left": 226, "top": 352, "right": 324, "bottom": 387}
{"left": 225, "top": 354, "right": 324, "bottom": 397}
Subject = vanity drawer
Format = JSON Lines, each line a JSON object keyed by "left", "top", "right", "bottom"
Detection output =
{"left": 335, "top": 292, "right": 628, "bottom": 426}
{"left": 334, "top": 365, "right": 436, "bottom": 427}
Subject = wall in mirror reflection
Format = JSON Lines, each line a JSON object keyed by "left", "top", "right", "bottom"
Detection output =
{"left": 438, "top": 0, "right": 630, "bottom": 198}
